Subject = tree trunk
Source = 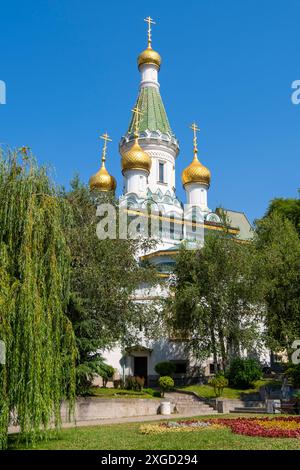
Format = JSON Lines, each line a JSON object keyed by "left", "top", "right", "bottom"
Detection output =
{"left": 210, "top": 324, "right": 218, "bottom": 373}
{"left": 218, "top": 327, "right": 227, "bottom": 371}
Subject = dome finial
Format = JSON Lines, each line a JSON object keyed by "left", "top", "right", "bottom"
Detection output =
{"left": 190, "top": 122, "right": 200, "bottom": 159}
{"left": 89, "top": 132, "right": 116, "bottom": 192}
{"left": 144, "top": 16, "right": 156, "bottom": 49}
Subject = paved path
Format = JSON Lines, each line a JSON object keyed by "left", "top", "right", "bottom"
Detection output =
{"left": 8, "top": 411, "right": 217, "bottom": 434}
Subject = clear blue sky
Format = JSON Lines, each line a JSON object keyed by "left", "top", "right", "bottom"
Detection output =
{"left": 1, "top": 0, "right": 299, "bottom": 223}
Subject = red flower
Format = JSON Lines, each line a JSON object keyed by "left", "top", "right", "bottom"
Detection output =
{"left": 205, "top": 417, "right": 300, "bottom": 438}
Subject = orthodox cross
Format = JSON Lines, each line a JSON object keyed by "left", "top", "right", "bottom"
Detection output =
{"left": 100, "top": 132, "right": 112, "bottom": 163}
{"left": 132, "top": 105, "right": 143, "bottom": 137}
{"left": 144, "top": 16, "right": 156, "bottom": 48}
{"left": 190, "top": 122, "right": 200, "bottom": 154}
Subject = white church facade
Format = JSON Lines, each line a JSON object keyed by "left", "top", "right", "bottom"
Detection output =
{"left": 89, "top": 18, "right": 254, "bottom": 386}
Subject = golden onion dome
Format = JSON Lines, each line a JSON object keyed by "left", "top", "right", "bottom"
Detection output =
{"left": 121, "top": 138, "right": 151, "bottom": 174}
{"left": 138, "top": 46, "right": 161, "bottom": 70}
{"left": 182, "top": 154, "right": 211, "bottom": 187}
{"left": 89, "top": 162, "right": 116, "bottom": 192}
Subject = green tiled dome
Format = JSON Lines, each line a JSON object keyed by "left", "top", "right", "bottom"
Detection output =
{"left": 127, "top": 87, "right": 173, "bottom": 136}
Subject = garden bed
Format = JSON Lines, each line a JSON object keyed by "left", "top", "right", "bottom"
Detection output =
{"left": 140, "top": 417, "right": 300, "bottom": 438}
{"left": 213, "top": 417, "right": 300, "bottom": 438}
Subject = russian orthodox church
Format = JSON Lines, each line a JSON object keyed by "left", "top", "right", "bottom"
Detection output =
{"left": 89, "top": 18, "right": 253, "bottom": 385}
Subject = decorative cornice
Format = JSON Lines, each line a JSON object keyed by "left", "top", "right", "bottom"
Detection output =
{"left": 125, "top": 208, "right": 239, "bottom": 233}
{"left": 120, "top": 131, "right": 179, "bottom": 157}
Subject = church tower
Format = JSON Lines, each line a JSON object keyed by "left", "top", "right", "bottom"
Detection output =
{"left": 120, "top": 17, "right": 180, "bottom": 208}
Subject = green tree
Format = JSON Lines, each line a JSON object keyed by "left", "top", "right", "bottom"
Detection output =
{"left": 255, "top": 212, "right": 300, "bottom": 352}
{"left": 208, "top": 373, "right": 228, "bottom": 397}
{"left": 226, "top": 358, "right": 262, "bottom": 389}
{"left": 265, "top": 194, "right": 300, "bottom": 236}
{"left": 169, "top": 233, "right": 263, "bottom": 371}
{"left": 0, "top": 149, "right": 76, "bottom": 449}
{"left": 64, "top": 178, "right": 158, "bottom": 394}
{"left": 158, "top": 376, "right": 174, "bottom": 397}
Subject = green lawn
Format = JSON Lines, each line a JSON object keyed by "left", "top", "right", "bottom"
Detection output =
{"left": 180, "top": 379, "right": 280, "bottom": 400}
{"left": 8, "top": 415, "right": 300, "bottom": 450}
{"left": 89, "top": 387, "right": 160, "bottom": 399}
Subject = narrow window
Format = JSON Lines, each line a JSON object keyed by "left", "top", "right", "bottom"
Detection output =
{"left": 158, "top": 162, "right": 164, "bottom": 183}
{"left": 192, "top": 206, "right": 197, "bottom": 232}
{"left": 170, "top": 215, "right": 175, "bottom": 239}
{"left": 159, "top": 211, "right": 163, "bottom": 237}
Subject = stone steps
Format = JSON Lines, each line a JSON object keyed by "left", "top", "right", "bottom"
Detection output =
{"left": 230, "top": 407, "right": 267, "bottom": 414}
{"left": 175, "top": 405, "right": 218, "bottom": 415}
{"left": 164, "top": 392, "right": 218, "bottom": 415}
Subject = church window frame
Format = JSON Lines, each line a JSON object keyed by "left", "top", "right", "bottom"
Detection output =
{"left": 158, "top": 161, "right": 166, "bottom": 184}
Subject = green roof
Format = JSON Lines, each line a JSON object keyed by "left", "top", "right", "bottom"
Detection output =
{"left": 127, "top": 86, "right": 173, "bottom": 136}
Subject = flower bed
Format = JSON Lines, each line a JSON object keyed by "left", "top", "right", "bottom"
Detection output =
{"left": 140, "top": 417, "right": 300, "bottom": 437}
{"left": 140, "top": 420, "right": 224, "bottom": 435}
{"left": 209, "top": 417, "right": 300, "bottom": 438}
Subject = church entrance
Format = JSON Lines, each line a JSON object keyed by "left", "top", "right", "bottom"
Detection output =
{"left": 134, "top": 356, "right": 148, "bottom": 385}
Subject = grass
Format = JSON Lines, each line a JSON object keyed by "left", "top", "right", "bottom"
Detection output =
{"left": 180, "top": 379, "right": 281, "bottom": 400}
{"left": 89, "top": 387, "right": 159, "bottom": 399}
{"left": 8, "top": 414, "right": 300, "bottom": 450}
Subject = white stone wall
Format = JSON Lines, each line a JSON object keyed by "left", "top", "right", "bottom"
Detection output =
{"left": 60, "top": 397, "right": 162, "bottom": 422}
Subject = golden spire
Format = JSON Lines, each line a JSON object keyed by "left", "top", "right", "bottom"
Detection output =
{"left": 138, "top": 16, "right": 161, "bottom": 69}
{"left": 121, "top": 106, "right": 151, "bottom": 175}
{"left": 181, "top": 122, "right": 211, "bottom": 187}
{"left": 89, "top": 132, "right": 116, "bottom": 192}
{"left": 144, "top": 16, "right": 156, "bottom": 48}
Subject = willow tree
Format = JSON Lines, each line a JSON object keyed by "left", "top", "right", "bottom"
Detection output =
{"left": 64, "top": 176, "right": 159, "bottom": 394}
{"left": 0, "top": 148, "right": 76, "bottom": 449}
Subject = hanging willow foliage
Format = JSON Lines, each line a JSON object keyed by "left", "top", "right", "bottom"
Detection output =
{"left": 0, "top": 148, "right": 76, "bottom": 449}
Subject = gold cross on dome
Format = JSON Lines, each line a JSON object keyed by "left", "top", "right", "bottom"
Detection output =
{"left": 190, "top": 122, "right": 200, "bottom": 153}
{"left": 99, "top": 132, "right": 112, "bottom": 162}
{"left": 132, "top": 105, "right": 143, "bottom": 136}
{"left": 144, "top": 16, "right": 156, "bottom": 47}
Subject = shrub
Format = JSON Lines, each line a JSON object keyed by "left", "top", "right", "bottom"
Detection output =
{"left": 285, "top": 364, "right": 300, "bottom": 388}
{"left": 125, "top": 375, "right": 145, "bottom": 391}
{"left": 155, "top": 361, "right": 176, "bottom": 377}
{"left": 113, "top": 379, "right": 122, "bottom": 389}
{"left": 226, "top": 358, "right": 262, "bottom": 389}
{"left": 100, "top": 364, "right": 115, "bottom": 388}
{"left": 208, "top": 373, "right": 229, "bottom": 397}
{"left": 158, "top": 376, "right": 174, "bottom": 397}
{"left": 293, "top": 390, "right": 300, "bottom": 400}
{"left": 135, "top": 376, "right": 145, "bottom": 391}
{"left": 125, "top": 376, "right": 134, "bottom": 390}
